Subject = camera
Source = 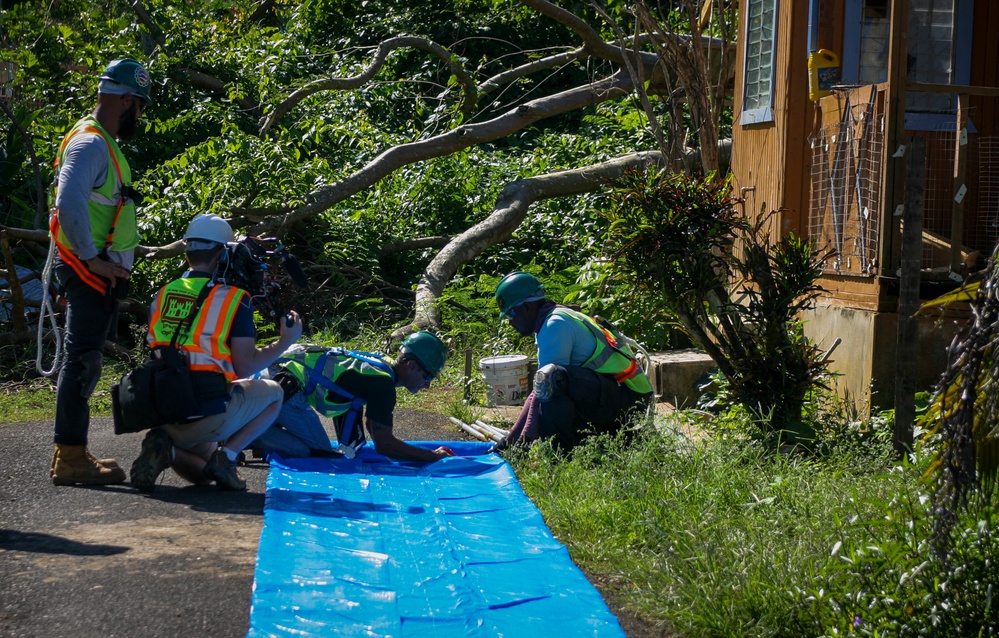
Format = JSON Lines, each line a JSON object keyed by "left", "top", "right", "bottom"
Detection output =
{"left": 213, "top": 236, "right": 308, "bottom": 327}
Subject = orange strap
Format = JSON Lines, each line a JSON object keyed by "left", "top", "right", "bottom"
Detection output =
{"left": 613, "top": 359, "right": 639, "bottom": 384}
{"left": 49, "top": 216, "right": 108, "bottom": 295}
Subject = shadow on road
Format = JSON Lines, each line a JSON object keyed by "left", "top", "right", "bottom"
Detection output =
{"left": 0, "top": 529, "right": 129, "bottom": 555}
{"left": 132, "top": 483, "right": 266, "bottom": 515}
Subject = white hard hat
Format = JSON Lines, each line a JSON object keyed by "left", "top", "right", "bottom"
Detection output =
{"left": 183, "top": 214, "right": 234, "bottom": 247}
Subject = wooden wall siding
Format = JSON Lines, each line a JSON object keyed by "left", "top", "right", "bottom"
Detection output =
{"left": 970, "top": 0, "right": 999, "bottom": 137}
{"left": 731, "top": 1, "right": 811, "bottom": 236}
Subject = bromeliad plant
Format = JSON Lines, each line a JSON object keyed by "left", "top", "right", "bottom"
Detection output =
{"left": 601, "top": 168, "right": 832, "bottom": 446}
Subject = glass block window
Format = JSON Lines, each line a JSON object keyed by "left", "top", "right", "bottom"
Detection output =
{"left": 740, "top": 0, "right": 778, "bottom": 124}
{"left": 844, "top": 0, "right": 973, "bottom": 127}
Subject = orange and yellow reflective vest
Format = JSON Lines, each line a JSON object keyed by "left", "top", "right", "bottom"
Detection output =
{"left": 147, "top": 277, "right": 246, "bottom": 380}
{"left": 49, "top": 116, "right": 139, "bottom": 293}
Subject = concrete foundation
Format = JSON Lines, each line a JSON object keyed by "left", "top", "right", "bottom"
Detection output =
{"left": 802, "top": 303, "right": 966, "bottom": 414}
{"left": 646, "top": 349, "right": 718, "bottom": 408}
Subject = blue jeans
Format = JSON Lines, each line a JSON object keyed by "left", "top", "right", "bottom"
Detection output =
{"left": 53, "top": 261, "right": 116, "bottom": 446}
{"left": 251, "top": 391, "right": 335, "bottom": 457}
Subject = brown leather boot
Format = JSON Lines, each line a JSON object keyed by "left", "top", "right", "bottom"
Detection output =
{"left": 51, "top": 444, "right": 126, "bottom": 486}
{"left": 50, "top": 449, "right": 119, "bottom": 477}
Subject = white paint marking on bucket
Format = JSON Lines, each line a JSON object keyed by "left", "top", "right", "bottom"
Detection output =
{"left": 479, "top": 355, "right": 530, "bottom": 406}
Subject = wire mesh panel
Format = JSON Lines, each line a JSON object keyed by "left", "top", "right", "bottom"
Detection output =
{"left": 809, "top": 94, "right": 885, "bottom": 276}
{"left": 973, "top": 136, "right": 999, "bottom": 260}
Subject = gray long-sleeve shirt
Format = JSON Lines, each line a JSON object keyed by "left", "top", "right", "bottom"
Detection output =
{"left": 54, "top": 133, "right": 134, "bottom": 269}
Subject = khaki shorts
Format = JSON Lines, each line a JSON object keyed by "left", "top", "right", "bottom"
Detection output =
{"left": 164, "top": 378, "right": 283, "bottom": 449}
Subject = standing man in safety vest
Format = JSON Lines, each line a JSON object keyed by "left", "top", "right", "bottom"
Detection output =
{"left": 129, "top": 214, "right": 303, "bottom": 492}
{"left": 252, "top": 332, "right": 456, "bottom": 462}
{"left": 49, "top": 58, "right": 152, "bottom": 486}
{"left": 494, "top": 272, "right": 653, "bottom": 452}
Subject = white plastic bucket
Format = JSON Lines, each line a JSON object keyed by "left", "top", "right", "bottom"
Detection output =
{"left": 480, "top": 355, "right": 530, "bottom": 406}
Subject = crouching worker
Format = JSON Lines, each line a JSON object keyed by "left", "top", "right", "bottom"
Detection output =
{"left": 494, "top": 272, "right": 653, "bottom": 452}
{"left": 251, "top": 332, "right": 455, "bottom": 462}
{"left": 129, "top": 214, "right": 302, "bottom": 492}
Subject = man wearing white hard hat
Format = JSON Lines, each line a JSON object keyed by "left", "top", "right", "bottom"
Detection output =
{"left": 49, "top": 58, "right": 154, "bottom": 486}
{"left": 129, "top": 214, "right": 303, "bottom": 492}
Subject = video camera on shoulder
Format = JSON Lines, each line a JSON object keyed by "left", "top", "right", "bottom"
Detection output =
{"left": 212, "top": 236, "right": 308, "bottom": 327}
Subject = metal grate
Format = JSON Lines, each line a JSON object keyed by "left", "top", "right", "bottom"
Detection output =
{"left": 973, "top": 136, "right": 999, "bottom": 260}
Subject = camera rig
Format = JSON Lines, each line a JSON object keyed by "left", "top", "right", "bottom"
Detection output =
{"left": 212, "top": 236, "right": 308, "bottom": 327}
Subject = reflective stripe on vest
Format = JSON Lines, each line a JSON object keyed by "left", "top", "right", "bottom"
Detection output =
{"left": 147, "top": 278, "right": 245, "bottom": 380}
{"left": 550, "top": 307, "right": 653, "bottom": 394}
{"left": 51, "top": 116, "right": 139, "bottom": 255}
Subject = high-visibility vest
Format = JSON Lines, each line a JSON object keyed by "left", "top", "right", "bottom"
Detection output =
{"left": 147, "top": 277, "right": 246, "bottom": 380}
{"left": 548, "top": 307, "right": 653, "bottom": 395}
{"left": 279, "top": 347, "right": 395, "bottom": 418}
{"left": 49, "top": 116, "right": 139, "bottom": 293}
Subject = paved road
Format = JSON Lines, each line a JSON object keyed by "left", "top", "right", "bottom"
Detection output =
{"left": 0, "top": 412, "right": 463, "bottom": 638}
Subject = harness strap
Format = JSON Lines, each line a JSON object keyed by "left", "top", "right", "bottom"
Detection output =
{"left": 294, "top": 351, "right": 371, "bottom": 447}
{"left": 49, "top": 215, "right": 108, "bottom": 295}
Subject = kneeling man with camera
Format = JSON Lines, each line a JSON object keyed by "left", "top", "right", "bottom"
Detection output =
{"left": 130, "top": 214, "right": 302, "bottom": 492}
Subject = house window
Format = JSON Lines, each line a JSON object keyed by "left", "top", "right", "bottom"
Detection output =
{"left": 740, "top": 0, "right": 778, "bottom": 125}
{"left": 842, "top": 0, "right": 974, "bottom": 130}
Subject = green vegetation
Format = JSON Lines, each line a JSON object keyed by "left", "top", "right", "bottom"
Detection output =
{"left": 512, "top": 417, "right": 999, "bottom": 637}
{"left": 602, "top": 169, "right": 831, "bottom": 446}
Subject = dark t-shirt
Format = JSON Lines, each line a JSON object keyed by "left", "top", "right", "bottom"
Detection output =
{"left": 322, "top": 362, "right": 397, "bottom": 429}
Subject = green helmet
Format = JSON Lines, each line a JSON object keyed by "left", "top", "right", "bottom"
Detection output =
{"left": 99, "top": 58, "right": 152, "bottom": 103}
{"left": 400, "top": 331, "right": 448, "bottom": 377}
{"left": 495, "top": 272, "right": 545, "bottom": 315}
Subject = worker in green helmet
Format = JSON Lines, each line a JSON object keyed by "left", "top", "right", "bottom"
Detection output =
{"left": 494, "top": 272, "right": 654, "bottom": 452}
{"left": 250, "top": 331, "right": 456, "bottom": 462}
{"left": 49, "top": 58, "right": 154, "bottom": 486}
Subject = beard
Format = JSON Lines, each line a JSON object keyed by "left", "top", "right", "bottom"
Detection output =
{"left": 117, "top": 102, "right": 139, "bottom": 141}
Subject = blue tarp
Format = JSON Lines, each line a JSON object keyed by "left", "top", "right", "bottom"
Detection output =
{"left": 248, "top": 441, "right": 625, "bottom": 637}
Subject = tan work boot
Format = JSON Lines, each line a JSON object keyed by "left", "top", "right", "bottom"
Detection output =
{"left": 49, "top": 449, "right": 119, "bottom": 477}
{"left": 51, "top": 444, "right": 126, "bottom": 486}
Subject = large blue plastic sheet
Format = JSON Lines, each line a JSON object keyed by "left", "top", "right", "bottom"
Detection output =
{"left": 248, "top": 441, "right": 625, "bottom": 638}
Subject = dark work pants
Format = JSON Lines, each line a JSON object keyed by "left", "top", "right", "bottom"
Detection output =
{"left": 537, "top": 365, "right": 650, "bottom": 452}
{"left": 53, "top": 261, "right": 116, "bottom": 446}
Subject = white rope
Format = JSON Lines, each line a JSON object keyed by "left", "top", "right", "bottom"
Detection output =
{"left": 35, "top": 239, "right": 62, "bottom": 377}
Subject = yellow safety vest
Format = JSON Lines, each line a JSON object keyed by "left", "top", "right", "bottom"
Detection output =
{"left": 147, "top": 277, "right": 246, "bottom": 380}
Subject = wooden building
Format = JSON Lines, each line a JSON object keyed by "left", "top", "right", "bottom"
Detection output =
{"left": 729, "top": 0, "right": 999, "bottom": 417}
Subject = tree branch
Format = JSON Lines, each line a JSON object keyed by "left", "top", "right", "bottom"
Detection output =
{"left": 377, "top": 235, "right": 452, "bottom": 258}
{"left": 390, "top": 150, "right": 667, "bottom": 338}
{"left": 249, "top": 71, "right": 634, "bottom": 237}
{"left": 259, "top": 36, "right": 477, "bottom": 135}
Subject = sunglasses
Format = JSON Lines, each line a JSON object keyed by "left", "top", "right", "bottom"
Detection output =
{"left": 414, "top": 359, "right": 434, "bottom": 384}
{"left": 505, "top": 306, "right": 518, "bottom": 319}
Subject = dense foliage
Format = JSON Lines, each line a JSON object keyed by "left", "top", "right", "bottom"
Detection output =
{"left": 1, "top": 0, "right": 675, "bottom": 375}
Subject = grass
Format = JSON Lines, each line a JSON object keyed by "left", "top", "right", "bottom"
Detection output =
{"left": 508, "top": 419, "right": 999, "bottom": 637}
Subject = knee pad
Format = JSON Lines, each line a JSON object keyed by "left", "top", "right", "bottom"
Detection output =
{"left": 533, "top": 364, "right": 568, "bottom": 401}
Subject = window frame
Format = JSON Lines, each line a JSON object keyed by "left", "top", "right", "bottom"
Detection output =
{"left": 739, "top": 0, "right": 780, "bottom": 125}
{"left": 841, "top": 0, "right": 974, "bottom": 131}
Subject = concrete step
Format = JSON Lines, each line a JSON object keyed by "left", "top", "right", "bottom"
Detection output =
{"left": 645, "top": 349, "right": 717, "bottom": 409}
